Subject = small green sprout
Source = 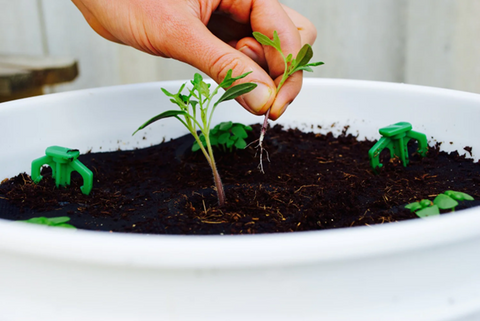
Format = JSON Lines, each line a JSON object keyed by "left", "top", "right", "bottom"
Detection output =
{"left": 252, "top": 31, "right": 324, "bottom": 172}
{"left": 192, "top": 121, "right": 252, "bottom": 153}
{"left": 19, "top": 216, "right": 76, "bottom": 229}
{"left": 134, "top": 71, "right": 257, "bottom": 207}
{"left": 405, "top": 190, "right": 474, "bottom": 218}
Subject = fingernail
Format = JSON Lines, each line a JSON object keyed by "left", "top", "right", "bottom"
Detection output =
{"left": 279, "top": 101, "right": 292, "bottom": 115}
{"left": 238, "top": 46, "right": 258, "bottom": 62}
{"left": 243, "top": 83, "right": 273, "bottom": 113}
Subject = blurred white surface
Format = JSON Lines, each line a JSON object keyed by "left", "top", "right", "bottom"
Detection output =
{"left": 1, "top": 0, "right": 480, "bottom": 96}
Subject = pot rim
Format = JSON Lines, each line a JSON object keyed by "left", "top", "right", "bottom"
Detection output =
{"left": 1, "top": 78, "right": 480, "bottom": 269}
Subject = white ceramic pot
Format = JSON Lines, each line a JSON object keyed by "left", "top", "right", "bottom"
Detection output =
{"left": 1, "top": 79, "right": 480, "bottom": 321}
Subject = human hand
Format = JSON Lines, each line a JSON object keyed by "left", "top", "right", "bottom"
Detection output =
{"left": 71, "top": 0, "right": 317, "bottom": 120}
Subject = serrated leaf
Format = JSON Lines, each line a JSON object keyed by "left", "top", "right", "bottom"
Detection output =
{"left": 234, "top": 137, "right": 247, "bottom": 149}
{"left": 219, "top": 121, "right": 233, "bottom": 131}
{"left": 444, "top": 190, "right": 474, "bottom": 201}
{"left": 231, "top": 125, "right": 248, "bottom": 139}
{"left": 192, "top": 73, "right": 210, "bottom": 97}
{"left": 244, "top": 125, "right": 252, "bottom": 131}
{"left": 218, "top": 70, "right": 253, "bottom": 89}
{"left": 133, "top": 110, "right": 188, "bottom": 135}
{"left": 433, "top": 194, "right": 458, "bottom": 210}
{"left": 252, "top": 31, "right": 277, "bottom": 48}
{"left": 218, "top": 132, "right": 230, "bottom": 144}
{"left": 214, "top": 83, "right": 257, "bottom": 106}
{"left": 416, "top": 205, "right": 440, "bottom": 218}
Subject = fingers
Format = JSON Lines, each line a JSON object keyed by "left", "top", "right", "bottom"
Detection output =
{"left": 163, "top": 18, "right": 276, "bottom": 115}
{"left": 71, "top": 0, "right": 123, "bottom": 44}
{"left": 281, "top": 4, "right": 317, "bottom": 46}
{"left": 236, "top": 37, "right": 267, "bottom": 69}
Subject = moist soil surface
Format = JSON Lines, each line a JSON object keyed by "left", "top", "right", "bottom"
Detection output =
{"left": 1, "top": 124, "right": 479, "bottom": 235}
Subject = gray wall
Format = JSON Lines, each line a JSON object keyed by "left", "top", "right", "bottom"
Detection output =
{"left": 2, "top": 0, "right": 480, "bottom": 94}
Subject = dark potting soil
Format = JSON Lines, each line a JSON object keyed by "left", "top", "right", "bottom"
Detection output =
{"left": 1, "top": 124, "right": 479, "bottom": 235}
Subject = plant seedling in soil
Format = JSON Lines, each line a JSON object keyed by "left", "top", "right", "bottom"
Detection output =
{"left": 252, "top": 30, "right": 324, "bottom": 173}
{"left": 192, "top": 121, "right": 252, "bottom": 153}
{"left": 405, "top": 190, "right": 474, "bottom": 218}
{"left": 133, "top": 71, "right": 257, "bottom": 207}
{"left": 19, "top": 216, "right": 76, "bottom": 229}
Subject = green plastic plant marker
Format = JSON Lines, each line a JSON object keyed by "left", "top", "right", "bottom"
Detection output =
{"left": 31, "top": 146, "right": 93, "bottom": 195}
{"left": 369, "top": 122, "right": 428, "bottom": 173}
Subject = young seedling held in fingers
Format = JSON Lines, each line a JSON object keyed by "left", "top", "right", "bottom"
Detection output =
{"left": 252, "top": 31, "right": 324, "bottom": 173}
{"left": 133, "top": 71, "right": 257, "bottom": 207}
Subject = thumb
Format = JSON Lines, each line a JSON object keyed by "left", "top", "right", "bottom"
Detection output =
{"left": 166, "top": 20, "right": 276, "bottom": 115}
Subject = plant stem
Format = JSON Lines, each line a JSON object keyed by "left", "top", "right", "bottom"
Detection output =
{"left": 205, "top": 134, "right": 226, "bottom": 207}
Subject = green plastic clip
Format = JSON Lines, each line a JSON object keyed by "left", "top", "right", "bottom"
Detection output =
{"left": 31, "top": 146, "right": 93, "bottom": 195}
{"left": 369, "top": 122, "right": 428, "bottom": 173}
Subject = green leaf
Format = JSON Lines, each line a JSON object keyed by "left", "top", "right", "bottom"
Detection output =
{"left": 20, "top": 216, "right": 76, "bottom": 229}
{"left": 192, "top": 73, "right": 210, "bottom": 98}
{"left": 272, "top": 30, "right": 282, "bottom": 50}
{"left": 231, "top": 125, "right": 248, "bottom": 139}
{"left": 215, "top": 83, "right": 257, "bottom": 106}
{"left": 433, "top": 194, "right": 458, "bottom": 210}
{"left": 218, "top": 132, "right": 230, "bottom": 144}
{"left": 209, "top": 135, "right": 218, "bottom": 146}
{"left": 234, "top": 137, "right": 247, "bottom": 149}
{"left": 405, "top": 202, "right": 422, "bottom": 213}
{"left": 219, "top": 121, "right": 233, "bottom": 131}
{"left": 133, "top": 110, "right": 188, "bottom": 135}
{"left": 243, "top": 125, "right": 253, "bottom": 131}
{"left": 415, "top": 205, "right": 440, "bottom": 218}
{"left": 192, "top": 141, "right": 201, "bottom": 152}
{"left": 219, "top": 71, "right": 253, "bottom": 88}
{"left": 226, "top": 138, "right": 235, "bottom": 148}
{"left": 294, "top": 44, "right": 314, "bottom": 69}
{"left": 444, "top": 190, "right": 474, "bottom": 201}
{"left": 252, "top": 31, "right": 277, "bottom": 48}
{"left": 419, "top": 199, "right": 432, "bottom": 208}
{"left": 286, "top": 53, "right": 293, "bottom": 63}
{"left": 48, "top": 216, "right": 71, "bottom": 224}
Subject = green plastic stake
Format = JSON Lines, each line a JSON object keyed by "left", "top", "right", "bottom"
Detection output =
{"left": 369, "top": 122, "right": 428, "bottom": 173}
{"left": 31, "top": 146, "right": 93, "bottom": 195}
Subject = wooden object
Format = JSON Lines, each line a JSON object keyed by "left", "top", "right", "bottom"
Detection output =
{"left": 0, "top": 55, "right": 78, "bottom": 102}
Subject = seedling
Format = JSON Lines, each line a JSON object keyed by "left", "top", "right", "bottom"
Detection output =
{"left": 31, "top": 146, "right": 93, "bottom": 195}
{"left": 19, "top": 216, "right": 76, "bottom": 229}
{"left": 134, "top": 71, "right": 257, "bottom": 207}
{"left": 252, "top": 31, "right": 324, "bottom": 172}
{"left": 192, "top": 121, "right": 252, "bottom": 153}
{"left": 405, "top": 190, "right": 474, "bottom": 218}
{"left": 369, "top": 122, "right": 428, "bottom": 173}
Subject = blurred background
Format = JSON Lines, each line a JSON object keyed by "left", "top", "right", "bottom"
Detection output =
{"left": 1, "top": 0, "right": 480, "bottom": 99}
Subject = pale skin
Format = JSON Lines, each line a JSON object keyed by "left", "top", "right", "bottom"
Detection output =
{"left": 71, "top": 0, "right": 317, "bottom": 120}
